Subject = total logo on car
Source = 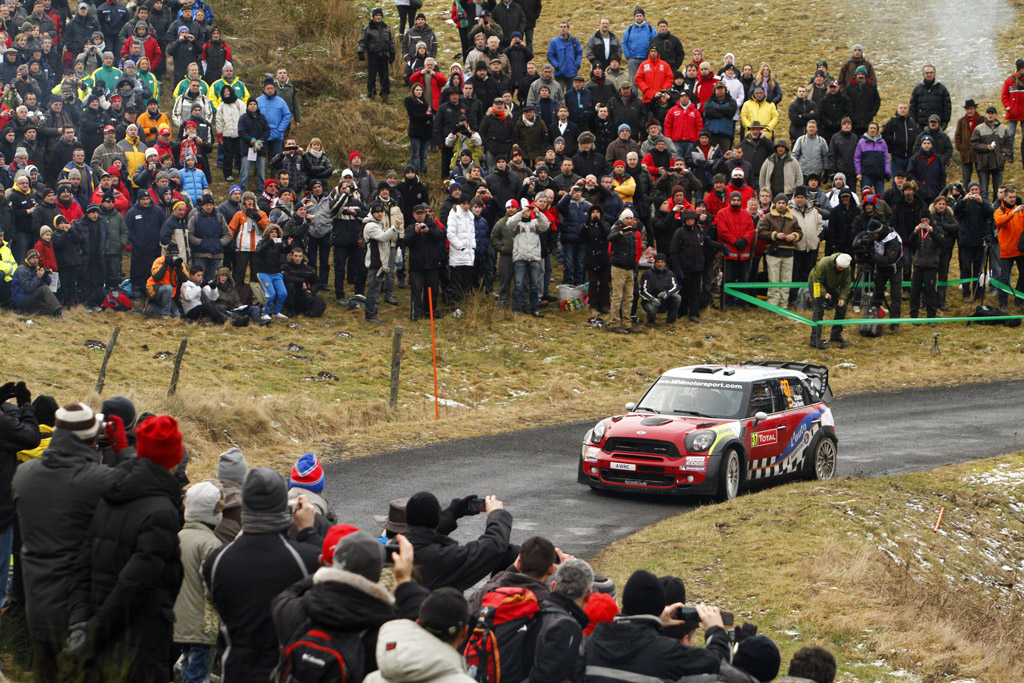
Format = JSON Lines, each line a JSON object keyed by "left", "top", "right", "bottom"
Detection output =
{"left": 577, "top": 362, "right": 838, "bottom": 501}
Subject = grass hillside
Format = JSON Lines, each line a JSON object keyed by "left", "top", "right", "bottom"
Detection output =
{"left": 593, "top": 451, "right": 1024, "bottom": 682}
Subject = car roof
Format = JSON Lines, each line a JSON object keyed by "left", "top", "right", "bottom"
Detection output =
{"left": 660, "top": 364, "right": 809, "bottom": 383}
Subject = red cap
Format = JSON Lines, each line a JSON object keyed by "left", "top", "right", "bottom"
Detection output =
{"left": 505, "top": 199, "right": 519, "bottom": 210}
{"left": 613, "top": 159, "right": 626, "bottom": 168}
{"left": 264, "top": 178, "right": 278, "bottom": 189}
{"left": 185, "top": 121, "right": 197, "bottom": 129}
{"left": 135, "top": 415, "right": 183, "bottom": 470}
{"left": 103, "top": 125, "right": 115, "bottom": 132}
{"left": 349, "top": 150, "right": 362, "bottom": 163}
{"left": 583, "top": 593, "right": 620, "bottom": 636}
{"left": 320, "top": 524, "right": 360, "bottom": 566}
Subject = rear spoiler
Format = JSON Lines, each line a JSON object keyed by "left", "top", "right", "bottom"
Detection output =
{"left": 741, "top": 361, "right": 833, "bottom": 403}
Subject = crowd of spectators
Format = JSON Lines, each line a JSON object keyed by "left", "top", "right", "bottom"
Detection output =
{"left": 0, "top": 384, "right": 845, "bottom": 682}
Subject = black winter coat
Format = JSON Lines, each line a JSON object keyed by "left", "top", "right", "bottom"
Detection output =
{"left": 12, "top": 429, "right": 122, "bottom": 642}
{"left": 479, "top": 111, "right": 516, "bottom": 158}
{"left": 52, "top": 224, "right": 87, "bottom": 268}
{"left": 788, "top": 98, "right": 819, "bottom": 141}
{"left": 0, "top": 402, "right": 39, "bottom": 530}
{"left": 828, "top": 130, "right": 859, "bottom": 179}
{"left": 405, "top": 95, "right": 433, "bottom": 141}
{"left": 271, "top": 572, "right": 429, "bottom": 678}
{"left": 608, "top": 220, "right": 642, "bottom": 269}
{"left": 847, "top": 81, "right": 881, "bottom": 130}
{"left": 883, "top": 114, "right": 920, "bottom": 158}
{"left": 204, "top": 529, "right": 319, "bottom": 682}
{"left": 358, "top": 20, "right": 395, "bottom": 59}
{"left": 67, "top": 457, "right": 183, "bottom": 681}
{"left": 301, "top": 151, "right": 334, "bottom": 189}
{"left": 583, "top": 616, "right": 730, "bottom": 681}
{"left": 330, "top": 192, "right": 366, "bottom": 246}
{"left": 583, "top": 217, "right": 611, "bottom": 268}
{"left": 823, "top": 198, "right": 859, "bottom": 255}
{"left": 954, "top": 196, "right": 994, "bottom": 247}
{"left": 670, "top": 223, "right": 708, "bottom": 272}
{"left": 404, "top": 218, "right": 446, "bottom": 270}
{"left": 237, "top": 110, "right": 271, "bottom": 153}
{"left": 890, "top": 194, "right": 928, "bottom": 243}
{"left": 487, "top": 168, "right": 520, "bottom": 210}
{"left": 255, "top": 234, "right": 286, "bottom": 273}
{"left": 909, "top": 79, "right": 952, "bottom": 127}
{"left": 402, "top": 509, "right": 513, "bottom": 591}
{"left": 529, "top": 591, "right": 589, "bottom": 683}
{"left": 818, "top": 92, "right": 851, "bottom": 138}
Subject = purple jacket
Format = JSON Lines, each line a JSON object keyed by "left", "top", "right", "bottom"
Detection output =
{"left": 853, "top": 134, "right": 890, "bottom": 178}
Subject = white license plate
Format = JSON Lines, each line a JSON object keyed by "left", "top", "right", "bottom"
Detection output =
{"left": 610, "top": 462, "right": 636, "bottom": 471}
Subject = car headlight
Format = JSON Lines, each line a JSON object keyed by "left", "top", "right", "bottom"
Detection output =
{"left": 685, "top": 430, "right": 715, "bottom": 453}
{"left": 590, "top": 420, "right": 607, "bottom": 444}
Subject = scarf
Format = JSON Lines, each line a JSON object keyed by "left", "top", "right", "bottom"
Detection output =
{"left": 493, "top": 106, "right": 506, "bottom": 121}
{"left": 521, "top": 115, "right": 536, "bottom": 127}
{"left": 307, "top": 147, "right": 322, "bottom": 158}
{"left": 965, "top": 113, "right": 978, "bottom": 134}
{"left": 241, "top": 510, "right": 292, "bottom": 533}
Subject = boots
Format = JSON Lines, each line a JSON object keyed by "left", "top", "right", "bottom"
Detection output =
{"left": 809, "top": 328, "right": 829, "bottom": 349}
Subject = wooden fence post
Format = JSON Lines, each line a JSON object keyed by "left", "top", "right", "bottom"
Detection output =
{"left": 168, "top": 337, "right": 188, "bottom": 396}
{"left": 94, "top": 325, "right": 121, "bottom": 395}
{"left": 389, "top": 326, "right": 403, "bottom": 409}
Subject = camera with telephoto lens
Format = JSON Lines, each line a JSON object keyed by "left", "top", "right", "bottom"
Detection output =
{"left": 851, "top": 231, "right": 876, "bottom": 265}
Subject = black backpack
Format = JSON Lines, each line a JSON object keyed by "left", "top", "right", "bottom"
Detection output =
{"left": 275, "top": 622, "right": 367, "bottom": 683}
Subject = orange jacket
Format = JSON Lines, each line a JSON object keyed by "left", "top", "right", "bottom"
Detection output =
{"left": 229, "top": 209, "right": 270, "bottom": 252}
{"left": 994, "top": 203, "right": 1024, "bottom": 259}
{"left": 138, "top": 111, "right": 171, "bottom": 143}
{"left": 146, "top": 255, "right": 186, "bottom": 298}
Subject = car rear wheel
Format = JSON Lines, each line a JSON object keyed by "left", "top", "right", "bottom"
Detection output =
{"left": 807, "top": 437, "right": 837, "bottom": 481}
{"left": 715, "top": 450, "right": 742, "bottom": 502}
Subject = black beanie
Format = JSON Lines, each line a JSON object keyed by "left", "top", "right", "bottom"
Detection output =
{"left": 242, "top": 467, "right": 288, "bottom": 514}
{"left": 659, "top": 575, "right": 686, "bottom": 605}
{"left": 31, "top": 395, "right": 59, "bottom": 428}
{"left": 406, "top": 491, "right": 441, "bottom": 529}
{"left": 622, "top": 569, "right": 666, "bottom": 617}
{"left": 733, "top": 635, "right": 781, "bottom": 682}
{"left": 101, "top": 395, "right": 137, "bottom": 428}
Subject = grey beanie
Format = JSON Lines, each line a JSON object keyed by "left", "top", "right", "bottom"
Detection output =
{"left": 331, "top": 530, "right": 386, "bottom": 583}
{"left": 184, "top": 480, "right": 224, "bottom": 527}
{"left": 241, "top": 468, "right": 288, "bottom": 515}
{"left": 217, "top": 447, "right": 248, "bottom": 483}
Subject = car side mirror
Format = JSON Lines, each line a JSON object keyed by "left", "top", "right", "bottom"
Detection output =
{"left": 625, "top": 402, "right": 636, "bottom": 412}
{"left": 753, "top": 411, "right": 768, "bottom": 425}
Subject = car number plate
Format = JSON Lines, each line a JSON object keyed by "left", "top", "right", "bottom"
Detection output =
{"left": 610, "top": 462, "right": 636, "bottom": 471}
{"left": 622, "top": 479, "right": 647, "bottom": 486}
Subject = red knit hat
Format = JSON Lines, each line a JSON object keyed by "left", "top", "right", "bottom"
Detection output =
{"left": 583, "top": 592, "right": 620, "bottom": 635}
{"left": 320, "top": 523, "right": 360, "bottom": 566}
{"left": 349, "top": 150, "right": 362, "bottom": 163}
{"left": 135, "top": 415, "right": 183, "bottom": 470}
{"left": 264, "top": 178, "right": 278, "bottom": 189}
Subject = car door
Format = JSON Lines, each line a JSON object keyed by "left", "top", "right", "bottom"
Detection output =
{"left": 745, "top": 380, "right": 786, "bottom": 478}
{"left": 770, "top": 377, "right": 818, "bottom": 476}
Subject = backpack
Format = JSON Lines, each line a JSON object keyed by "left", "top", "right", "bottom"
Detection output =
{"left": 308, "top": 294, "right": 326, "bottom": 318}
{"left": 859, "top": 304, "right": 886, "bottom": 337}
{"left": 275, "top": 622, "right": 367, "bottom": 683}
{"left": 101, "top": 288, "right": 132, "bottom": 311}
{"left": 463, "top": 586, "right": 541, "bottom": 683}
{"left": 971, "top": 305, "right": 1023, "bottom": 328}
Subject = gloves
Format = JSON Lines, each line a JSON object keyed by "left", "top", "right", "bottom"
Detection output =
{"left": 357, "top": 51, "right": 365, "bottom": 61}
{"left": 446, "top": 494, "right": 480, "bottom": 519}
{"left": 733, "top": 237, "right": 749, "bottom": 251}
{"left": 648, "top": 298, "right": 661, "bottom": 309}
{"left": 0, "top": 382, "right": 15, "bottom": 403}
{"left": 14, "top": 381, "right": 30, "bottom": 407}
{"left": 657, "top": 291, "right": 667, "bottom": 301}
{"left": 64, "top": 622, "right": 89, "bottom": 657}
{"left": 734, "top": 621, "right": 758, "bottom": 643}
{"left": 104, "top": 414, "right": 129, "bottom": 453}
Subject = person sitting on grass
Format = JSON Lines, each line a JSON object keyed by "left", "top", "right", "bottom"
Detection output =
{"left": 638, "top": 253, "right": 680, "bottom": 327}
{"left": 12, "top": 249, "right": 62, "bottom": 316}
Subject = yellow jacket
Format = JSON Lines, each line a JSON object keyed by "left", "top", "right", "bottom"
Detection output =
{"left": 612, "top": 173, "right": 636, "bottom": 203}
{"left": 0, "top": 241, "right": 15, "bottom": 283}
{"left": 740, "top": 99, "right": 780, "bottom": 134}
{"left": 18, "top": 423, "right": 53, "bottom": 461}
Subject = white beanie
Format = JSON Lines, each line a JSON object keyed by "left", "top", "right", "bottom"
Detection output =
{"left": 184, "top": 481, "right": 224, "bottom": 527}
{"left": 620, "top": 208, "right": 634, "bottom": 220}
{"left": 54, "top": 403, "right": 103, "bottom": 440}
{"left": 836, "top": 253, "right": 852, "bottom": 268}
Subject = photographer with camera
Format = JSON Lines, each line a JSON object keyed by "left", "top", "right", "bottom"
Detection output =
{"left": 144, "top": 240, "right": 188, "bottom": 317}
{"left": 404, "top": 203, "right": 445, "bottom": 321}
{"left": 807, "top": 252, "right": 852, "bottom": 349}
{"left": 862, "top": 218, "right": 904, "bottom": 328}
{"left": 11, "top": 248, "right": 62, "bottom": 315}
{"left": 583, "top": 569, "right": 730, "bottom": 680}
{"left": 954, "top": 182, "right": 994, "bottom": 301}
{"left": 908, "top": 211, "right": 945, "bottom": 323}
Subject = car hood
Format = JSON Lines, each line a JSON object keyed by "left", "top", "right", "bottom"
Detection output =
{"left": 602, "top": 413, "right": 728, "bottom": 440}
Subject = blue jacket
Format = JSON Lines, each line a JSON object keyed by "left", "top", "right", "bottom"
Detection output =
{"left": 179, "top": 166, "right": 208, "bottom": 204}
{"left": 473, "top": 215, "right": 490, "bottom": 266}
{"left": 238, "top": 110, "right": 271, "bottom": 154}
{"left": 566, "top": 87, "right": 594, "bottom": 127}
{"left": 97, "top": 1, "right": 129, "bottom": 42}
{"left": 190, "top": 210, "right": 225, "bottom": 255}
{"left": 621, "top": 21, "right": 656, "bottom": 60}
{"left": 557, "top": 194, "right": 591, "bottom": 244}
{"left": 703, "top": 95, "right": 738, "bottom": 137}
{"left": 11, "top": 262, "right": 49, "bottom": 308}
{"left": 256, "top": 93, "right": 292, "bottom": 141}
{"left": 547, "top": 36, "right": 582, "bottom": 80}
{"left": 126, "top": 201, "right": 166, "bottom": 253}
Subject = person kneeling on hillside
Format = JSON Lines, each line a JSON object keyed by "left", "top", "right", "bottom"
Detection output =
{"left": 281, "top": 247, "right": 326, "bottom": 317}
{"left": 639, "top": 252, "right": 680, "bottom": 326}
{"left": 12, "top": 249, "right": 62, "bottom": 316}
{"left": 146, "top": 242, "right": 189, "bottom": 318}
{"left": 807, "top": 252, "right": 852, "bottom": 349}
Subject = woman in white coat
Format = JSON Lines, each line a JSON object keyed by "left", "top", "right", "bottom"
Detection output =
{"left": 446, "top": 194, "right": 476, "bottom": 302}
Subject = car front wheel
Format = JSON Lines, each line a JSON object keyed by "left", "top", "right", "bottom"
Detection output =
{"left": 807, "top": 437, "right": 837, "bottom": 481}
{"left": 715, "top": 450, "right": 742, "bottom": 502}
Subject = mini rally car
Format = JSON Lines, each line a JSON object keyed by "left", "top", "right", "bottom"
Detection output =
{"left": 578, "top": 362, "right": 837, "bottom": 501}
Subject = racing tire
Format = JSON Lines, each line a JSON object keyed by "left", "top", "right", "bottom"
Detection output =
{"left": 805, "top": 436, "right": 837, "bottom": 481}
{"left": 715, "top": 449, "right": 742, "bottom": 502}
{"left": 577, "top": 458, "right": 595, "bottom": 489}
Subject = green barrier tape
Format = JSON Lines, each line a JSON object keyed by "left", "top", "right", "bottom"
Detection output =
{"left": 727, "top": 278, "right": 976, "bottom": 289}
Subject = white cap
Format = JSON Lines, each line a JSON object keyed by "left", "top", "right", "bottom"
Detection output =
{"left": 620, "top": 208, "right": 634, "bottom": 220}
{"left": 731, "top": 167, "right": 744, "bottom": 178}
{"left": 836, "top": 253, "right": 852, "bottom": 268}
{"left": 341, "top": 169, "right": 354, "bottom": 178}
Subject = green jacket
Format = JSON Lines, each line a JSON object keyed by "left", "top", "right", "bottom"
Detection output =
{"left": 102, "top": 208, "right": 129, "bottom": 256}
{"left": 807, "top": 253, "right": 852, "bottom": 302}
{"left": 490, "top": 214, "right": 515, "bottom": 255}
{"left": 85, "top": 65, "right": 123, "bottom": 91}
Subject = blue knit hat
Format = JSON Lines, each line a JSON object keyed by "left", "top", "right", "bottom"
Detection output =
{"left": 290, "top": 453, "right": 325, "bottom": 494}
{"left": 229, "top": 184, "right": 241, "bottom": 196}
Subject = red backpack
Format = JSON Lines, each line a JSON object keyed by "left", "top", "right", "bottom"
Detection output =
{"left": 462, "top": 586, "right": 540, "bottom": 683}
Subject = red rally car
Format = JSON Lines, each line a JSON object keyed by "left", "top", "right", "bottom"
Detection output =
{"left": 577, "top": 362, "right": 837, "bottom": 501}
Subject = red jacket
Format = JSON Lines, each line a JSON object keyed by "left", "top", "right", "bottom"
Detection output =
{"left": 635, "top": 56, "right": 673, "bottom": 103}
{"left": 57, "top": 199, "right": 84, "bottom": 224}
{"left": 409, "top": 69, "right": 448, "bottom": 111}
{"left": 726, "top": 182, "right": 755, "bottom": 209}
{"left": 34, "top": 239, "right": 57, "bottom": 271}
{"left": 696, "top": 73, "right": 720, "bottom": 111}
{"left": 664, "top": 102, "right": 703, "bottom": 143}
{"left": 1002, "top": 73, "right": 1024, "bottom": 121}
{"left": 704, "top": 190, "right": 728, "bottom": 217}
{"left": 90, "top": 185, "right": 131, "bottom": 215}
{"left": 121, "top": 35, "right": 163, "bottom": 70}
{"left": 715, "top": 205, "right": 755, "bottom": 260}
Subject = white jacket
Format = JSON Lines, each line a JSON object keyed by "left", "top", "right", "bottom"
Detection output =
{"left": 362, "top": 619, "right": 475, "bottom": 683}
{"left": 214, "top": 98, "right": 246, "bottom": 138}
{"left": 172, "top": 93, "right": 214, "bottom": 129}
{"left": 446, "top": 206, "right": 476, "bottom": 266}
{"left": 721, "top": 75, "right": 746, "bottom": 120}
{"left": 180, "top": 280, "right": 218, "bottom": 314}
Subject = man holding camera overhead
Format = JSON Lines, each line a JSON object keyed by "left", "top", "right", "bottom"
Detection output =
{"left": 145, "top": 240, "right": 188, "bottom": 317}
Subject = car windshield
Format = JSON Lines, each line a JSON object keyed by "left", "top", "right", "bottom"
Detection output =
{"left": 635, "top": 377, "right": 746, "bottom": 419}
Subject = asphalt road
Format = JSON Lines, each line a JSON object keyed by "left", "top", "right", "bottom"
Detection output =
{"left": 323, "top": 380, "right": 1024, "bottom": 558}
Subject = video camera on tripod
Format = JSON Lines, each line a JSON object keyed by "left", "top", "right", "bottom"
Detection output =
{"left": 851, "top": 230, "right": 876, "bottom": 266}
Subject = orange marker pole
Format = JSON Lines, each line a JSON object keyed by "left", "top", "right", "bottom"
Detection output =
{"left": 427, "top": 286, "right": 439, "bottom": 421}
{"left": 933, "top": 506, "right": 945, "bottom": 533}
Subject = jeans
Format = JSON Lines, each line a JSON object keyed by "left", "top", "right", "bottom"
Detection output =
{"left": 257, "top": 272, "right": 287, "bottom": 315}
{"left": 221, "top": 136, "right": 241, "bottom": 180}
{"left": 542, "top": 253, "right": 553, "bottom": 297}
{"left": 238, "top": 153, "right": 266, "bottom": 192}
{"left": 890, "top": 155, "right": 910, "bottom": 183}
{"left": 909, "top": 266, "right": 938, "bottom": 317}
{"left": 193, "top": 256, "right": 222, "bottom": 283}
{"left": 12, "top": 231, "right": 31, "bottom": 264}
{"left": 977, "top": 168, "right": 1003, "bottom": 203}
{"left": 860, "top": 175, "right": 882, "bottom": 195}
{"left": 958, "top": 244, "right": 985, "bottom": 299}
{"left": 960, "top": 162, "right": 974, "bottom": 185}
{"left": 561, "top": 242, "right": 585, "bottom": 284}
{"left": 765, "top": 255, "right": 794, "bottom": 307}
{"left": 513, "top": 260, "right": 542, "bottom": 313}
{"left": 365, "top": 269, "right": 385, "bottom": 319}
{"left": 410, "top": 137, "right": 430, "bottom": 173}
{"left": 307, "top": 234, "right": 331, "bottom": 284}
{"left": 149, "top": 284, "right": 180, "bottom": 317}
{"left": 1008, "top": 120, "right": 1018, "bottom": 161}
{"left": 811, "top": 290, "right": 847, "bottom": 341}
{"left": 179, "top": 643, "right": 212, "bottom": 683}
{"left": 627, "top": 58, "right": 643, "bottom": 92}
{"left": 0, "top": 524, "right": 12, "bottom": 632}
{"left": 642, "top": 292, "right": 681, "bottom": 324}
{"left": 997, "top": 255, "right": 1024, "bottom": 308}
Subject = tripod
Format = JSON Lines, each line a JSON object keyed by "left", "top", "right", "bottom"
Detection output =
{"left": 966, "top": 238, "right": 999, "bottom": 323}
